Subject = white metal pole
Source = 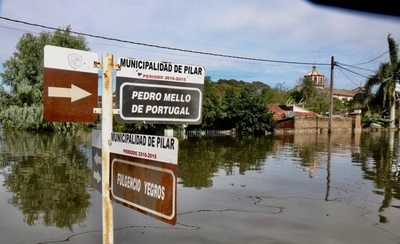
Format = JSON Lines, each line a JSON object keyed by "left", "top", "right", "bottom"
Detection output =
{"left": 101, "top": 53, "right": 114, "bottom": 244}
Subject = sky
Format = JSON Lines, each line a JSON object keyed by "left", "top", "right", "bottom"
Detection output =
{"left": 0, "top": 0, "right": 400, "bottom": 91}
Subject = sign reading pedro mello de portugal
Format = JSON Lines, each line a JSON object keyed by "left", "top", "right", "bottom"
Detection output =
{"left": 116, "top": 57, "right": 205, "bottom": 124}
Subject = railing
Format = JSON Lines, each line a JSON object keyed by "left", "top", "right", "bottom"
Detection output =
{"left": 178, "top": 130, "right": 233, "bottom": 137}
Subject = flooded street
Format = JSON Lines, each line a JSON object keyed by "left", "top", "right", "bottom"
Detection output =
{"left": 1, "top": 129, "right": 399, "bottom": 244}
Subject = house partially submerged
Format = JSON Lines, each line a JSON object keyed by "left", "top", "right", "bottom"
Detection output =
{"left": 268, "top": 66, "right": 363, "bottom": 133}
{"left": 268, "top": 104, "right": 320, "bottom": 129}
{"left": 268, "top": 104, "right": 361, "bottom": 133}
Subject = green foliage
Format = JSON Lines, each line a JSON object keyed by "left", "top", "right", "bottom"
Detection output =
{"left": 261, "top": 82, "right": 290, "bottom": 105}
{"left": 361, "top": 113, "right": 391, "bottom": 128}
{"left": 234, "top": 86, "right": 277, "bottom": 134}
{"left": 219, "top": 86, "right": 240, "bottom": 129}
{"left": 0, "top": 26, "right": 91, "bottom": 131}
{"left": 363, "top": 34, "right": 400, "bottom": 128}
{"left": 0, "top": 105, "right": 52, "bottom": 131}
{"left": 217, "top": 85, "right": 277, "bottom": 134}
{"left": 289, "top": 76, "right": 357, "bottom": 115}
{"left": 0, "top": 86, "right": 14, "bottom": 111}
{"left": 333, "top": 97, "right": 347, "bottom": 112}
{"left": 0, "top": 104, "right": 88, "bottom": 131}
{"left": 305, "top": 94, "right": 329, "bottom": 114}
{"left": 198, "top": 76, "right": 223, "bottom": 129}
{"left": 185, "top": 78, "right": 277, "bottom": 134}
{"left": 300, "top": 77, "right": 318, "bottom": 102}
{"left": 1, "top": 130, "right": 91, "bottom": 230}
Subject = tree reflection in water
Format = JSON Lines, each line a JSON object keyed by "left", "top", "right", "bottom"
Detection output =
{"left": 178, "top": 135, "right": 275, "bottom": 188}
{"left": 1, "top": 130, "right": 91, "bottom": 231}
{"left": 179, "top": 131, "right": 400, "bottom": 224}
{"left": 352, "top": 130, "right": 400, "bottom": 223}
{"left": 1, "top": 128, "right": 399, "bottom": 230}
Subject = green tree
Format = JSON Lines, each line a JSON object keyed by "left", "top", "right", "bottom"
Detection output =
{"left": 197, "top": 76, "right": 223, "bottom": 129}
{"left": 220, "top": 86, "right": 276, "bottom": 134}
{"left": 300, "top": 77, "right": 318, "bottom": 103}
{"left": 352, "top": 91, "right": 372, "bottom": 113}
{"left": 306, "top": 94, "right": 329, "bottom": 114}
{"left": 365, "top": 34, "right": 400, "bottom": 128}
{"left": 0, "top": 86, "right": 14, "bottom": 111}
{"left": 261, "top": 82, "right": 290, "bottom": 105}
{"left": 236, "top": 87, "right": 277, "bottom": 134}
{"left": 220, "top": 86, "right": 240, "bottom": 129}
{"left": 0, "top": 26, "right": 89, "bottom": 131}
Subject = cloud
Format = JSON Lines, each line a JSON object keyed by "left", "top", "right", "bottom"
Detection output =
{"left": 1, "top": 0, "right": 400, "bottom": 89}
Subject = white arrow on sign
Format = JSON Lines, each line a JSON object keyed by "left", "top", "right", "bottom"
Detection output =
{"left": 48, "top": 84, "right": 92, "bottom": 102}
{"left": 93, "top": 170, "right": 101, "bottom": 183}
{"left": 94, "top": 153, "right": 102, "bottom": 165}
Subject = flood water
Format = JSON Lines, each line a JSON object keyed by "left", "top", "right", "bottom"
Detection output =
{"left": 0, "top": 129, "right": 400, "bottom": 244}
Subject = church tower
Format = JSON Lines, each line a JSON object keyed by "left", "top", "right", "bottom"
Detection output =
{"left": 304, "top": 65, "right": 325, "bottom": 88}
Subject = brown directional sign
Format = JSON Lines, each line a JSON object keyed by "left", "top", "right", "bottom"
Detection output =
{"left": 110, "top": 153, "right": 177, "bottom": 225}
{"left": 44, "top": 69, "right": 98, "bottom": 122}
{"left": 43, "top": 45, "right": 98, "bottom": 122}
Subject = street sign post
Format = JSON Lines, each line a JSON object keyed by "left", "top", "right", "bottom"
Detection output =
{"left": 109, "top": 132, "right": 178, "bottom": 225}
{"left": 45, "top": 48, "right": 196, "bottom": 242}
{"left": 116, "top": 57, "right": 205, "bottom": 124}
{"left": 43, "top": 45, "right": 98, "bottom": 122}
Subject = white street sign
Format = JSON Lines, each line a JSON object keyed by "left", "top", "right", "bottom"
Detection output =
{"left": 110, "top": 132, "right": 178, "bottom": 164}
{"left": 117, "top": 57, "right": 205, "bottom": 84}
{"left": 44, "top": 45, "right": 98, "bottom": 73}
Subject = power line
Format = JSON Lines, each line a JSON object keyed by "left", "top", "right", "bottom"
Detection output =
{"left": 336, "top": 65, "right": 362, "bottom": 88}
{"left": 0, "top": 24, "right": 317, "bottom": 69}
{"left": 0, "top": 16, "right": 330, "bottom": 66}
{"left": 335, "top": 63, "right": 370, "bottom": 79}
{"left": 349, "top": 51, "right": 388, "bottom": 66}
{"left": 335, "top": 62, "right": 376, "bottom": 73}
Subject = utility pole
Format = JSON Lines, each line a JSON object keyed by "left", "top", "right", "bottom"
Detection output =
{"left": 328, "top": 56, "right": 334, "bottom": 134}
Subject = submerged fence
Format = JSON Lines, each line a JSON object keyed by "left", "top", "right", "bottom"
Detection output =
{"left": 174, "top": 129, "right": 233, "bottom": 137}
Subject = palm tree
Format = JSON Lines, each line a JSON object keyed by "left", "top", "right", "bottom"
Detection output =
{"left": 365, "top": 34, "right": 400, "bottom": 128}
{"left": 301, "top": 77, "right": 318, "bottom": 103}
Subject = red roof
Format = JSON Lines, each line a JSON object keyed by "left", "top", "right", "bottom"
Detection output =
{"left": 268, "top": 104, "right": 319, "bottom": 121}
{"left": 268, "top": 104, "right": 286, "bottom": 121}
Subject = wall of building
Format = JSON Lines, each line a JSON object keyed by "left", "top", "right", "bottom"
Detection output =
{"left": 275, "top": 114, "right": 361, "bottom": 134}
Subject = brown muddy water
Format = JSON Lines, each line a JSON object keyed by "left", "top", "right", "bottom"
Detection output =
{"left": 0, "top": 129, "right": 399, "bottom": 244}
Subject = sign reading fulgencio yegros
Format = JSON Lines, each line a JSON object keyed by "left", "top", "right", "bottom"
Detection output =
{"left": 109, "top": 132, "right": 178, "bottom": 225}
{"left": 116, "top": 57, "right": 205, "bottom": 124}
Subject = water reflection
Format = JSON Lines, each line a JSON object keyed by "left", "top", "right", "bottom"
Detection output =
{"left": 0, "top": 128, "right": 399, "bottom": 234}
{"left": 352, "top": 130, "right": 400, "bottom": 223}
{"left": 0, "top": 130, "right": 92, "bottom": 230}
{"left": 178, "top": 136, "right": 275, "bottom": 188}
{"left": 179, "top": 131, "right": 400, "bottom": 224}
